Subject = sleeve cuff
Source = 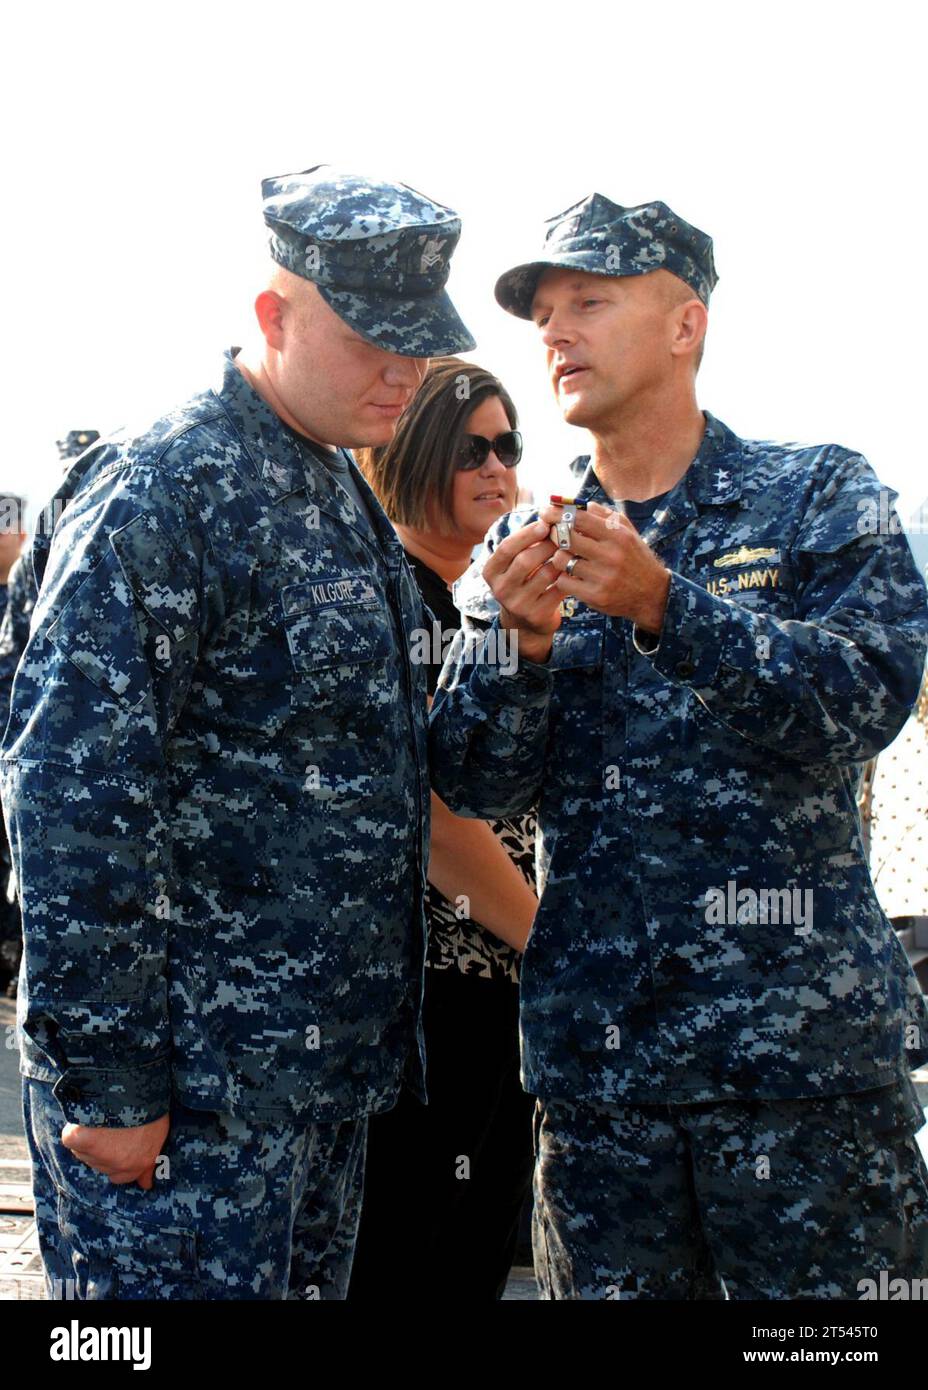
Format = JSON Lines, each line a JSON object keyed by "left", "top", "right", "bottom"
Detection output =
{"left": 52, "top": 1055, "right": 172, "bottom": 1127}
{"left": 635, "top": 571, "right": 732, "bottom": 688}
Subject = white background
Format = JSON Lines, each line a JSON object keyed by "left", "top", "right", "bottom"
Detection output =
{"left": 2, "top": 0, "right": 926, "bottom": 551}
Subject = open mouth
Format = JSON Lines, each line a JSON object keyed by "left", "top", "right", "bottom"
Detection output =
{"left": 556, "top": 364, "right": 587, "bottom": 385}
{"left": 473, "top": 490, "right": 506, "bottom": 502}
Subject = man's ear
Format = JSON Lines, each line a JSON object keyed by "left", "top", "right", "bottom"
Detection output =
{"left": 671, "top": 299, "right": 708, "bottom": 363}
{"left": 254, "top": 289, "right": 286, "bottom": 350}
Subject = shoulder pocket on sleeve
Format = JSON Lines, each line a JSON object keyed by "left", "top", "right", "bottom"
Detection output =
{"left": 46, "top": 550, "right": 150, "bottom": 710}
{"left": 109, "top": 511, "right": 198, "bottom": 643}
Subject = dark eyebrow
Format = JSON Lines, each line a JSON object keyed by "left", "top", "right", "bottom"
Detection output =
{"left": 531, "top": 277, "right": 604, "bottom": 317}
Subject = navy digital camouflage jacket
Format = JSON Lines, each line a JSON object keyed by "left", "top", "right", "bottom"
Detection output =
{"left": 0, "top": 350, "right": 430, "bottom": 1128}
{"left": 429, "top": 411, "right": 928, "bottom": 1106}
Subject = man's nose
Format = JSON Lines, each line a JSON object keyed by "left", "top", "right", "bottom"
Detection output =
{"left": 541, "top": 312, "right": 575, "bottom": 350}
{"left": 382, "top": 355, "right": 429, "bottom": 388}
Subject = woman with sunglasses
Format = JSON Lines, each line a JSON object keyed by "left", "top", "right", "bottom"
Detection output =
{"left": 347, "top": 358, "right": 537, "bottom": 1302}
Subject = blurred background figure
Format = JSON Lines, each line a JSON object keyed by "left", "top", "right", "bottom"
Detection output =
{"left": 0, "top": 432, "right": 98, "bottom": 997}
{"left": 0, "top": 493, "right": 26, "bottom": 587}
{"left": 349, "top": 358, "right": 537, "bottom": 1301}
{"left": 0, "top": 490, "right": 27, "bottom": 997}
{"left": 56, "top": 430, "right": 101, "bottom": 467}
{"left": 0, "top": 429, "right": 100, "bottom": 702}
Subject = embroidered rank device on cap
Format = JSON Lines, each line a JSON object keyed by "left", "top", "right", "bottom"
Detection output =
{"left": 495, "top": 194, "right": 718, "bottom": 319}
{"left": 261, "top": 164, "right": 475, "bottom": 357}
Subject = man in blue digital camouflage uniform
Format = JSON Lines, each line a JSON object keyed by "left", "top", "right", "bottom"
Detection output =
{"left": 429, "top": 195, "right": 928, "bottom": 1299}
{"left": 1, "top": 166, "right": 475, "bottom": 1299}
{"left": 0, "top": 434, "right": 100, "bottom": 718}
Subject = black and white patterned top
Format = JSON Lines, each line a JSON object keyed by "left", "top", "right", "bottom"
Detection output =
{"left": 425, "top": 810, "right": 537, "bottom": 983}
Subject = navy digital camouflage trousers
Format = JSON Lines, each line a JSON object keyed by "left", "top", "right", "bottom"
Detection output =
{"left": 532, "top": 1075, "right": 928, "bottom": 1299}
{"left": 24, "top": 1078, "right": 367, "bottom": 1300}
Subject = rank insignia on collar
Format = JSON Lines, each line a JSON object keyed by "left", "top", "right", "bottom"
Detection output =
{"left": 713, "top": 546, "right": 780, "bottom": 569}
{"left": 264, "top": 458, "right": 294, "bottom": 491}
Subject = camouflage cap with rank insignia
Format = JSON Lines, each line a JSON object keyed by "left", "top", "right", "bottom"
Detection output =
{"left": 495, "top": 194, "right": 718, "bottom": 318}
{"left": 261, "top": 164, "right": 476, "bottom": 356}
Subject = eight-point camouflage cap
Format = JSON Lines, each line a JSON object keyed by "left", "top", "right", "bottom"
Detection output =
{"left": 495, "top": 194, "right": 718, "bottom": 318}
{"left": 56, "top": 430, "right": 100, "bottom": 461}
{"left": 262, "top": 165, "right": 476, "bottom": 357}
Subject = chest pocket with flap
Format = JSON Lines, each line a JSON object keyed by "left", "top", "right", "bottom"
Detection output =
{"left": 548, "top": 612, "right": 606, "bottom": 670}
{"left": 281, "top": 576, "right": 393, "bottom": 675}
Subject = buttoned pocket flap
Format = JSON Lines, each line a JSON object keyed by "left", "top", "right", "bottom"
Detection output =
{"left": 549, "top": 617, "right": 605, "bottom": 670}
{"left": 282, "top": 583, "right": 392, "bottom": 673}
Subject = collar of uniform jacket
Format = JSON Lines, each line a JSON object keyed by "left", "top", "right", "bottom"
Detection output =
{"left": 569, "top": 410, "right": 745, "bottom": 545}
{"left": 214, "top": 347, "right": 401, "bottom": 562}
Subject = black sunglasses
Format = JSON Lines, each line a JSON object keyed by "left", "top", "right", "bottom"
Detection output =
{"left": 455, "top": 430, "right": 523, "bottom": 470}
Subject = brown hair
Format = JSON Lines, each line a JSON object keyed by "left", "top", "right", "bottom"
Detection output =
{"left": 355, "top": 357, "right": 518, "bottom": 535}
